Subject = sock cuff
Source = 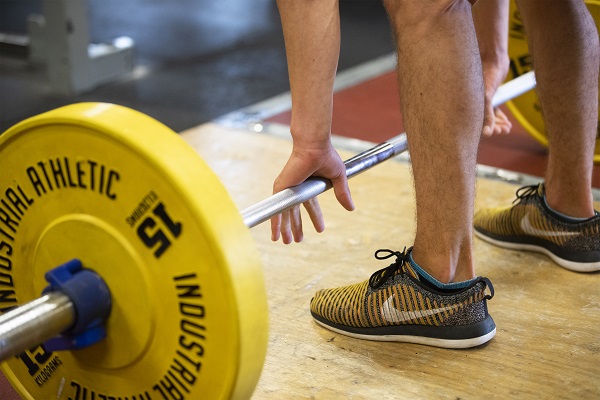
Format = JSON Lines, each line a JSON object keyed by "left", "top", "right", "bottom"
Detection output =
{"left": 542, "top": 194, "right": 595, "bottom": 222}
{"left": 408, "top": 253, "right": 477, "bottom": 290}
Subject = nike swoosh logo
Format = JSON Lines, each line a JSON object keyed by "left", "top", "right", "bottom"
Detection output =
{"left": 380, "top": 296, "right": 453, "bottom": 324}
{"left": 520, "top": 213, "right": 580, "bottom": 238}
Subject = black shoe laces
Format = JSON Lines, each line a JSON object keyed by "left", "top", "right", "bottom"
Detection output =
{"left": 514, "top": 183, "right": 600, "bottom": 219}
{"left": 513, "top": 184, "right": 541, "bottom": 204}
{"left": 368, "top": 247, "right": 411, "bottom": 289}
{"left": 367, "top": 247, "right": 495, "bottom": 300}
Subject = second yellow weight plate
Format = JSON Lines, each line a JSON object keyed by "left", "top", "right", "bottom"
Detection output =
{"left": 507, "top": 0, "right": 600, "bottom": 164}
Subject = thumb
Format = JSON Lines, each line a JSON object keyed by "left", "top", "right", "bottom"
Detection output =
{"left": 330, "top": 174, "right": 355, "bottom": 212}
{"left": 482, "top": 101, "right": 495, "bottom": 137}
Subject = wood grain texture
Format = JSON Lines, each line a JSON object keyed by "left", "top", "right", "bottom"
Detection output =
{"left": 1, "top": 123, "right": 598, "bottom": 399}
{"left": 181, "top": 124, "right": 600, "bottom": 400}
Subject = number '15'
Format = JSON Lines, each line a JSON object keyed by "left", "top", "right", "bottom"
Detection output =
{"left": 137, "top": 202, "right": 182, "bottom": 258}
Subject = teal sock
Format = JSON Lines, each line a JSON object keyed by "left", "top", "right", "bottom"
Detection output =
{"left": 542, "top": 195, "right": 594, "bottom": 222}
{"left": 408, "top": 253, "right": 477, "bottom": 290}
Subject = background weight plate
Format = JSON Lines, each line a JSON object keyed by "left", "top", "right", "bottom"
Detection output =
{"left": 507, "top": 0, "right": 600, "bottom": 164}
{"left": 0, "top": 103, "right": 268, "bottom": 399}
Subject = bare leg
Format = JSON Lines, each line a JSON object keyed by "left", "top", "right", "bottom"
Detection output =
{"left": 384, "top": 0, "right": 484, "bottom": 283}
{"left": 516, "top": 0, "right": 599, "bottom": 218}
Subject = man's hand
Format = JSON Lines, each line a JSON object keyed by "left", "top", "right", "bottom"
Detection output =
{"left": 270, "top": 142, "right": 354, "bottom": 244}
{"left": 482, "top": 60, "right": 512, "bottom": 137}
{"left": 473, "top": 0, "right": 512, "bottom": 137}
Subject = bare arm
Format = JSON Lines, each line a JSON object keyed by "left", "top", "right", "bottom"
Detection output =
{"left": 473, "top": 0, "right": 512, "bottom": 136}
{"left": 272, "top": 0, "right": 354, "bottom": 244}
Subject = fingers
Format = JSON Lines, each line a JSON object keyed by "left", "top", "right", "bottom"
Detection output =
{"left": 483, "top": 104, "right": 513, "bottom": 137}
{"left": 482, "top": 98, "right": 495, "bottom": 137}
{"left": 493, "top": 108, "right": 512, "bottom": 134}
{"left": 304, "top": 197, "right": 325, "bottom": 233}
{"left": 290, "top": 205, "right": 303, "bottom": 243}
{"left": 271, "top": 157, "right": 306, "bottom": 243}
{"left": 330, "top": 174, "right": 355, "bottom": 212}
{"left": 270, "top": 144, "right": 353, "bottom": 243}
{"left": 270, "top": 214, "right": 281, "bottom": 242}
{"left": 270, "top": 191, "right": 341, "bottom": 244}
{"left": 482, "top": 60, "right": 511, "bottom": 137}
{"left": 272, "top": 200, "right": 323, "bottom": 244}
{"left": 271, "top": 208, "right": 298, "bottom": 244}
{"left": 482, "top": 110, "right": 494, "bottom": 137}
{"left": 280, "top": 209, "right": 293, "bottom": 244}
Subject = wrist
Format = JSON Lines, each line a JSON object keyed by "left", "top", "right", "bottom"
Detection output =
{"left": 481, "top": 51, "right": 510, "bottom": 71}
{"left": 289, "top": 125, "right": 332, "bottom": 150}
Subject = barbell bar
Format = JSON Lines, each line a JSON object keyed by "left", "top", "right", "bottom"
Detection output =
{"left": 241, "top": 71, "right": 537, "bottom": 228}
{"left": 0, "top": 71, "right": 535, "bottom": 399}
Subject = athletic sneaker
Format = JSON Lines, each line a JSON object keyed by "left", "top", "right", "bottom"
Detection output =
{"left": 310, "top": 247, "right": 496, "bottom": 349}
{"left": 474, "top": 183, "right": 600, "bottom": 272}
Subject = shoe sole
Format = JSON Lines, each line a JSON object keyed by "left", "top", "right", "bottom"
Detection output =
{"left": 311, "top": 313, "right": 496, "bottom": 349}
{"left": 474, "top": 229, "right": 600, "bottom": 272}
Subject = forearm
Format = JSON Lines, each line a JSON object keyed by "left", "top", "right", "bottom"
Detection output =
{"left": 277, "top": 0, "right": 340, "bottom": 147}
{"left": 473, "top": 0, "right": 509, "bottom": 66}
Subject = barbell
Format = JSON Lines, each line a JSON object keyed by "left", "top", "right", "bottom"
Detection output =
{"left": 1, "top": 4, "right": 596, "bottom": 397}
{"left": 0, "top": 71, "right": 536, "bottom": 399}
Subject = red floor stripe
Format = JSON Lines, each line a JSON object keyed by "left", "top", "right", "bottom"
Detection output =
{"left": 267, "top": 71, "right": 600, "bottom": 188}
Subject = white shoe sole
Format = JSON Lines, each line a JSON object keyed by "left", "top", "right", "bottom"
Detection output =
{"left": 474, "top": 229, "right": 600, "bottom": 272}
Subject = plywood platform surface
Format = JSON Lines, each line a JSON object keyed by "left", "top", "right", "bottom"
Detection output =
{"left": 1, "top": 123, "right": 598, "bottom": 399}
{"left": 181, "top": 124, "right": 600, "bottom": 400}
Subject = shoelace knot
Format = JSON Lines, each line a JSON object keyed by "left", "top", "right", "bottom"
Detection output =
{"left": 368, "top": 247, "right": 411, "bottom": 289}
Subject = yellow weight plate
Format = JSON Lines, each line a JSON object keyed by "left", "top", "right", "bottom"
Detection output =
{"left": 0, "top": 103, "right": 268, "bottom": 399}
{"left": 507, "top": 0, "right": 600, "bottom": 164}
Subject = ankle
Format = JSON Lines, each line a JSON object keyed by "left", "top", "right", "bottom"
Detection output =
{"left": 411, "top": 245, "right": 475, "bottom": 284}
{"left": 544, "top": 183, "right": 595, "bottom": 219}
{"left": 408, "top": 252, "right": 477, "bottom": 291}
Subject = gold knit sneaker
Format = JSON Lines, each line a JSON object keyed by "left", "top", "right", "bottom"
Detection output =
{"left": 474, "top": 184, "right": 600, "bottom": 272}
{"left": 310, "top": 248, "right": 496, "bottom": 349}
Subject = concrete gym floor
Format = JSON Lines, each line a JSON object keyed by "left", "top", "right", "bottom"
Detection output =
{"left": 1, "top": 0, "right": 600, "bottom": 398}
